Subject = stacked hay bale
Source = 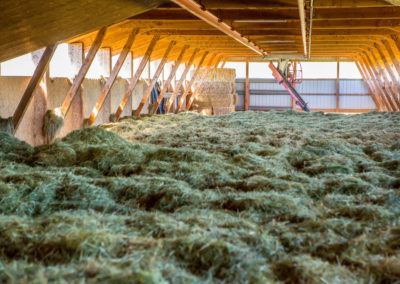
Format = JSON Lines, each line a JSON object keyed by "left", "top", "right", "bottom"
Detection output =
{"left": 191, "top": 68, "right": 238, "bottom": 115}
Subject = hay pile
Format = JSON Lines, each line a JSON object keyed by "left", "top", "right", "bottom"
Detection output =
{"left": 0, "top": 110, "right": 400, "bottom": 282}
{"left": 191, "top": 68, "right": 237, "bottom": 115}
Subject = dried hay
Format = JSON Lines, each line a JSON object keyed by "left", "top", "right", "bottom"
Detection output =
{"left": 0, "top": 117, "right": 14, "bottom": 134}
{"left": 192, "top": 68, "right": 237, "bottom": 114}
{"left": 192, "top": 93, "right": 234, "bottom": 108}
{"left": 195, "top": 68, "right": 236, "bottom": 82}
{"left": 0, "top": 110, "right": 400, "bottom": 282}
{"left": 197, "top": 82, "right": 235, "bottom": 95}
{"left": 43, "top": 108, "right": 64, "bottom": 143}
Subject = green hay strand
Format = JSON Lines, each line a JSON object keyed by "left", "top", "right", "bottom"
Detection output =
{"left": 0, "top": 110, "right": 399, "bottom": 282}
{"left": 43, "top": 108, "right": 64, "bottom": 143}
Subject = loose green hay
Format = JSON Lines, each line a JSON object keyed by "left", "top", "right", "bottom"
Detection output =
{"left": 0, "top": 110, "right": 400, "bottom": 282}
{"left": 43, "top": 108, "right": 64, "bottom": 143}
{"left": 0, "top": 117, "right": 14, "bottom": 134}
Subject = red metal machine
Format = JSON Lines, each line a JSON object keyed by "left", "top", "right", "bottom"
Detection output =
{"left": 286, "top": 61, "right": 303, "bottom": 84}
{"left": 269, "top": 62, "right": 310, "bottom": 112}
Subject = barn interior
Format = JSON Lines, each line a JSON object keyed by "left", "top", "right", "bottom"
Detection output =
{"left": 0, "top": 0, "right": 400, "bottom": 282}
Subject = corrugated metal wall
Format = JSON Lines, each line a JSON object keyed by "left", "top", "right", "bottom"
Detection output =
{"left": 236, "top": 79, "right": 376, "bottom": 112}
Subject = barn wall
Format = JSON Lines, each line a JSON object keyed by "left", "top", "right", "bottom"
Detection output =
{"left": 236, "top": 78, "right": 376, "bottom": 112}
{"left": 0, "top": 76, "right": 147, "bottom": 146}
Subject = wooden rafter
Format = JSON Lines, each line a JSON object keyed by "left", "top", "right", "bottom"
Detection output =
{"left": 359, "top": 56, "right": 392, "bottom": 111}
{"left": 187, "top": 53, "right": 217, "bottom": 110}
{"left": 152, "top": 45, "right": 189, "bottom": 114}
{"left": 165, "top": 48, "right": 199, "bottom": 113}
{"left": 61, "top": 27, "right": 107, "bottom": 116}
{"left": 87, "top": 28, "right": 139, "bottom": 126}
{"left": 354, "top": 60, "right": 382, "bottom": 111}
{"left": 12, "top": 44, "right": 57, "bottom": 133}
{"left": 174, "top": 51, "right": 209, "bottom": 113}
{"left": 136, "top": 40, "right": 176, "bottom": 116}
{"left": 114, "top": 34, "right": 160, "bottom": 120}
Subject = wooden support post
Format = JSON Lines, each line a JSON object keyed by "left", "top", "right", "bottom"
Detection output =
{"left": 372, "top": 45, "right": 400, "bottom": 109}
{"left": 367, "top": 50, "right": 400, "bottom": 110}
{"left": 136, "top": 41, "right": 176, "bottom": 116}
{"left": 391, "top": 35, "right": 400, "bottom": 54}
{"left": 221, "top": 60, "right": 227, "bottom": 68}
{"left": 175, "top": 51, "right": 209, "bottom": 113}
{"left": 60, "top": 28, "right": 106, "bottom": 116}
{"left": 358, "top": 58, "right": 387, "bottom": 111}
{"left": 244, "top": 57, "right": 250, "bottom": 111}
{"left": 361, "top": 55, "right": 394, "bottom": 111}
{"left": 187, "top": 53, "right": 217, "bottom": 110}
{"left": 87, "top": 28, "right": 139, "bottom": 126}
{"left": 152, "top": 45, "right": 189, "bottom": 114}
{"left": 363, "top": 53, "right": 397, "bottom": 111}
{"left": 336, "top": 57, "right": 340, "bottom": 112}
{"left": 115, "top": 35, "right": 160, "bottom": 120}
{"left": 382, "top": 40, "right": 400, "bottom": 79}
{"left": 13, "top": 44, "right": 57, "bottom": 133}
{"left": 214, "top": 55, "right": 223, "bottom": 68}
{"left": 355, "top": 60, "right": 382, "bottom": 111}
{"left": 165, "top": 48, "right": 199, "bottom": 113}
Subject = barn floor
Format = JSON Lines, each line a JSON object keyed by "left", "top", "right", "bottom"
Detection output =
{"left": 0, "top": 111, "right": 399, "bottom": 283}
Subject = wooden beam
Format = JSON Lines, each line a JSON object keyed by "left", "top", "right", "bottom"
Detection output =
{"left": 165, "top": 48, "right": 199, "bottom": 113}
{"left": 214, "top": 55, "right": 223, "bottom": 68}
{"left": 187, "top": 53, "right": 217, "bottom": 110}
{"left": 168, "top": 0, "right": 267, "bottom": 56}
{"left": 175, "top": 51, "right": 209, "bottom": 113}
{"left": 136, "top": 40, "right": 176, "bottom": 116}
{"left": 362, "top": 53, "right": 396, "bottom": 111}
{"left": 384, "top": 0, "right": 400, "bottom": 5}
{"left": 367, "top": 49, "right": 400, "bottom": 110}
{"left": 358, "top": 56, "right": 390, "bottom": 111}
{"left": 61, "top": 27, "right": 107, "bottom": 116}
{"left": 12, "top": 44, "right": 57, "bottom": 133}
{"left": 115, "top": 35, "right": 160, "bottom": 120}
{"left": 372, "top": 44, "right": 400, "bottom": 108}
{"left": 87, "top": 28, "right": 138, "bottom": 126}
{"left": 152, "top": 45, "right": 189, "bottom": 114}
{"left": 381, "top": 39, "right": 400, "bottom": 80}
{"left": 298, "top": 0, "right": 307, "bottom": 56}
{"left": 355, "top": 60, "right": 382, "bottom": 111}
{"left": 245, "top": 57, "right": 250, "bottom": 111}
{"left": 220, "top": 60, "right": 227, "bottom": 68}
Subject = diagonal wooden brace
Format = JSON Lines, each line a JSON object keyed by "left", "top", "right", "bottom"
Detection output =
{"left": 87, "top": 28, "right": 139, "bottom": 126}
{"left": 175, "top": 51, "right": 209, "bottom": 113}
{"left": 115, "top": 35, "right": 160, "bottom": 120}
{"left": 151, "top": 45, "right": 189, "bottom": 114}
{"left": 136, "top": 41, "right": 176, "bottom": 116}
{"left": 165, "top": 48, "right": 199, "bottom": 113}
{"left": 13, "top": 44, "right": 57, "bottom": 133}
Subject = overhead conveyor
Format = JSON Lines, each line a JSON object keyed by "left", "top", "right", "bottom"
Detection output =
{"left": 269, "top": 62, "right": 310, "bottom": 112}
